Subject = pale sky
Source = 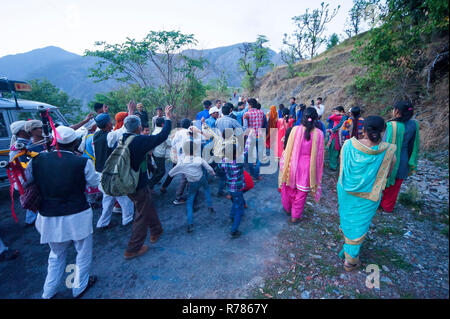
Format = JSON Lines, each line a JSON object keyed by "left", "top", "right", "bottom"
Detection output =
{"left": 0, "top": 0, "right": 354, "bottom": 58}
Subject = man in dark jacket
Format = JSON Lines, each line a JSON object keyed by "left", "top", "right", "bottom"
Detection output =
{"left": 121, "top": 105, "right": 173, "bottom": 260}
{"left": 26, "top": 126, "right": 100, "bottom": 298}
{"left": 135, "top": 103, "right": 150, "bottom": 129}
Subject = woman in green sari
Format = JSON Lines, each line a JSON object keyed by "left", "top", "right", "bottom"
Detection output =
{"left": 380, "top": 101, "right": 420, "bottom": 213}
{"left": 337, "top": 116, "right": 397, "bottom": 271}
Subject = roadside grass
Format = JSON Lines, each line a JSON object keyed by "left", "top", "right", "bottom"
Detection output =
{"left": 364, "top": 245, "right": 414, "bottom": 271}
{"left": 376, "top": 226, "right": 404, "bottom": 237}
{"left": 398, "top": 185, "right": 424, "bottom": 211}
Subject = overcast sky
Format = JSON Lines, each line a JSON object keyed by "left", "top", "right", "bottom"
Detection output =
{"left": 0, "top": 0, "right": 354, "bottom": 58}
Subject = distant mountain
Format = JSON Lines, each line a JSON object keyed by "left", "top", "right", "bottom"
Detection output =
{"left": 184, "top": 43, "right": 283, "bottom": 87}
{"left": 0, "top": 45, "right": 283, "bottom": 107}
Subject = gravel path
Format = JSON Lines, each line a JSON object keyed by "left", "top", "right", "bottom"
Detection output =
{"left": 0, "top": 153, "right": 448, "bottom": 299}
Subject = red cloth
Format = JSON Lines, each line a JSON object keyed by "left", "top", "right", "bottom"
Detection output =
{"left": 243, "top": 170, "right": 254, "bottom": 192}
{"left": 380, "top": 178, "right": 404, "bottom": 212}
{"left": 328, "top": 113, "right": 343, "bottom": 151}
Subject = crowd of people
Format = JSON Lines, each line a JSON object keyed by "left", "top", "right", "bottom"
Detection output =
{"left": 0, "top": 95, "right": 420, "bottom": 298}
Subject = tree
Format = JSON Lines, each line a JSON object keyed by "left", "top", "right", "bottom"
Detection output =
{"left": 293, "top": 2, "right": 340, "bottom": 58}
{"left": 280, "top": 22, "right": 308, "bottom": 77}
{"left": 207, "top": 71, "right": 231, "bottom": 100}
{"left": 85, "top": 30, "right": 207, "bottom": 108}
{"left": 326, "top": 33, "right": 340, "bottom": 50}
{"left": 89, "top": 85, "right": 164, "bottom": 117}
{"left": 16, "top": 79, "right": 83, "bottom": 122}
{"left": 344, "top": 0, "right": 367, "bottom": 38}
{"left": 238, "top": 35, "right": 274, "bottom": 92}
{"left": 85, "top": 38, "right": 152, "bottom": 87}
{"left": 352, "top": 0, "right": 449, "bottom": 103}
{"left": 179, "top": 56, "right": 208, "bottom": 117}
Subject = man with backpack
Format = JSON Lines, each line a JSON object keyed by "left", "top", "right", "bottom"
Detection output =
{"left": 93, "top": 113, "right": 134, "bottom": 229}
{"left": 117, "top": 105, "right": 173, "bottom": 260}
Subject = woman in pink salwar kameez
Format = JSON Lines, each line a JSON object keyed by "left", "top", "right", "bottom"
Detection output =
{"left": 276, "top": 108, "right": 294, "bottom": 159}
{"left": 278, "top": 107, "right": 324, "bottom": 223}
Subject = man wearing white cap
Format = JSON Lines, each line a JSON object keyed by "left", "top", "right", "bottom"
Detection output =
{"left": 22, "top": 120, "right": 46, "bottom": 226}
{"left": 9, "top": 121, "right": 36, "bottom": 225}
{"left": 205, "top": 106, "right": 220, "bottom": 129}
{"left": 9, "top": 120, "right": 30, "bottom": 150}
{"left": 24, "top": 126, "right": 99, "bottom": 298}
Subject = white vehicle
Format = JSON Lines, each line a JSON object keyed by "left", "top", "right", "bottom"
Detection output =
{"left": 0, "top": 78, "right": 69, "bottom": 188}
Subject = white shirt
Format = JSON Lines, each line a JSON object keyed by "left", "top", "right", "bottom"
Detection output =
{"left": 151, "top": 126, "right": 171, "bottom": 158}
{"left": 170, "top": 128, "right": 201, "bottom": 162}
{"left": 25, "top": 151, "right": 100, "bottom": 243}
{"left": 168, "top": 156, "right": 214, "bottom": 182}
{"left": 107, "top": 126, "right": 126, "bottom": 148}
{"left": 315, "top": 103, "right": 325, "bottom": 117}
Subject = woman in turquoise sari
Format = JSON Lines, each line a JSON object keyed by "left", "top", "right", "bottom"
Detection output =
{"left": 337, "top": 116, "right": 397, "bottom": 271}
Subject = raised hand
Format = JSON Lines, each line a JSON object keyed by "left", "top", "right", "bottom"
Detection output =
{"left": 84, "top": 112, "right": 95, "bottom": 121}
{"left": 165, "top": 105, "right": 173, "bottom": 119}
{"left": 127, "top": 100, "right": 137, "bottom": 115}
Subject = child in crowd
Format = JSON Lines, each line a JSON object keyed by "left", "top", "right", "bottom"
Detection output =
{"left": 220, "top": 143, "right": 245, "bottom": 238}
{"left": 168, "top": 139, "right": 215, "bottom": 233}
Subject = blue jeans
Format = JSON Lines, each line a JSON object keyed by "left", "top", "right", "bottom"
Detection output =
{"left": 186, "top": 173, "right": 212, "bottom": 225}
{"left": 216, "top": 165, "right": 227, "bottom": 194}
{"left": 230, "top": 191, "right": 245, "bottom": 233}
{"left": 246, "top": 139, "right": 261, "bottom": 179}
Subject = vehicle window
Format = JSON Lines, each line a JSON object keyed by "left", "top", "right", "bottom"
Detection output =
{"left": 14, "top": 110, "right": 64, "bottom": 124}
{"left": 0, "top": 113, "right": 8, "bottom": 138}
{"left": 17, "top": 111, "right": 41, "bottom": 121}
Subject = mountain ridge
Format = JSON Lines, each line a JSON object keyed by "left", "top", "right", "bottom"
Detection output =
{"left": 0, "top": 44, "right": 282, "bottom": 107}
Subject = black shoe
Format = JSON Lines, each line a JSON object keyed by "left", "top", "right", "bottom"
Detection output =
{"left": 208, "top": 207, "right": 215, "bottom": 214}
{"left": 24, "top": 221, "right": 35, "bottom": 228}
{"left": 74, "top": 276, "right": 97, "bottom": 299}
{"left": 97, "top": 221, "right": 118, "bottom": 231}
{"left": 187, "top": 224, "right": 194, "bottom": 233}
{"left": 0, "top": 249, "right": 19, "bottom": 262}
{"left": 230, "top": 231, "right": 242, "bottom": 239}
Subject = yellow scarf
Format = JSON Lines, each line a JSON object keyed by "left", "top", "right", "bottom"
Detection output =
{"left": 278, "top": 126, "right": 320, "bottom": 198}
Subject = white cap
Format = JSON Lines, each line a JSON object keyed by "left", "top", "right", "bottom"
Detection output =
{"left": 10, "top": 120, "right": 27, "bottom": 135}
{"left": 209, "top": 106, "right": 220, "bottom": 115}
{"left": 53, "top": 126, "right": 78, "bottom": 144}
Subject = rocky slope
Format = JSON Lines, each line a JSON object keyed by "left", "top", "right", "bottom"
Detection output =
{"left": 253, "top": 34, "right": 449, "bottom": 151}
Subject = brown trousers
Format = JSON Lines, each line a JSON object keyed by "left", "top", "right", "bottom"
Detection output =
{"left": 126, "top": 185, "right": 163, "bottom": 253}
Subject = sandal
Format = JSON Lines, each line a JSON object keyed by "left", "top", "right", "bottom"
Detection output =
{"left": 74, "top": 275, "right": 97, "bottom": 299}
{"left": 344, "top": 260, "right": 361, "bottom": 272}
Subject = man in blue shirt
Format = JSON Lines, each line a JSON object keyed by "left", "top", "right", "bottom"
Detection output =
{"left": 232, "top": 102, "right": 247, "bottom": 125}
{"left": 289, "top": 97, "right": 297, "bottom": 121}
{"left": 205, "top": 106, "right": 220, "bottom": 129}
{"left": 216, "top": 103, "right": 243, "bottom": 134}
{"left": 196, "top": 100, "right": 212, "bottom": 122}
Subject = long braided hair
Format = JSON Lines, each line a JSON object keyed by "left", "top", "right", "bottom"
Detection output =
{"left": 300, "top": 107, "right": 319, "bottom": 141}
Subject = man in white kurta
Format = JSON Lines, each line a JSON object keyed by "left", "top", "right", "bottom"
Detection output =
{"left": 94, "top": 110, "right": 134, "bottom": 228}
{"left": 25, "top": 126, "right": 100, "bottom": 299}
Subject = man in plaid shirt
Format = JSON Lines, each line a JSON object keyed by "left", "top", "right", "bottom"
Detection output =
{"left": 220, "top": 143, "right": 245, "bottom": 238}
{"left": 243, "top": 98, "right": 265, "bottom": 180}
